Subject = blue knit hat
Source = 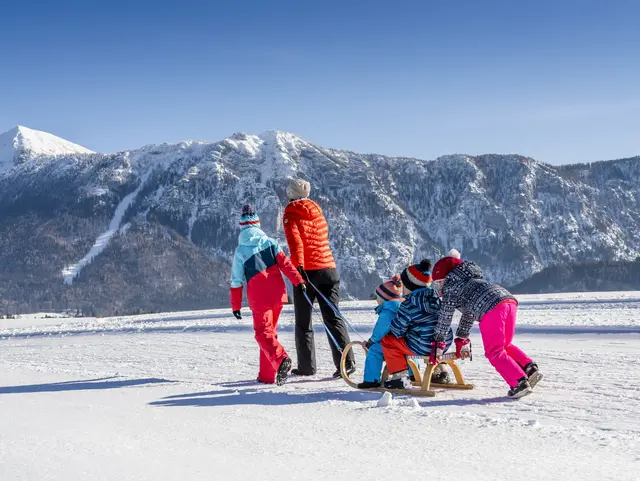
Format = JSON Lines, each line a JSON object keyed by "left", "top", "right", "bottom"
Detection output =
{"left": 239, "top": 204, "right": 260, "bottom": 229}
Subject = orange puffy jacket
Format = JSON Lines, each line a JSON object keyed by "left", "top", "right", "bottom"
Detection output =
{"left": 282, "top": 199, "right": 336, "bottom": 271}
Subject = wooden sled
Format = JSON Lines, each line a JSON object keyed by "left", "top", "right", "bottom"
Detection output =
{"left": 340, "top": 341, "right": 474, "bottom": 397}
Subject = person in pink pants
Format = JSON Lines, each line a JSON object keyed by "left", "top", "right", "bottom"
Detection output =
{"left": 479, "top": 299, "right": 535, "bottom": 388}
{"left": 429, "top": 249, "right": 543, "bottom": 399}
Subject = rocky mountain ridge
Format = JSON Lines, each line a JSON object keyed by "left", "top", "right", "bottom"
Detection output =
{"left": 0, "top": 126, "right": 638, "bottom": 315}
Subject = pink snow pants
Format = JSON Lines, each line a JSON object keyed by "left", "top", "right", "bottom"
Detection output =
{"left": 252, "top": 303, "right": 288, "bottom": 384}
{"left": 479, "top": 300, "right": 532, "bottom": 388}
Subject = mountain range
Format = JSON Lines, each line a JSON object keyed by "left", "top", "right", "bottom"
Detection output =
{"left": 1, "top": 125, "right": 638, "bottom": 315}
{"left": 511, "top": 259, "right": 640, "bottom": 293}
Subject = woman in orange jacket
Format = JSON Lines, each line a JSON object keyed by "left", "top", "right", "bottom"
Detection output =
{"left": 283, "top": 179, "right": 355, "bottom": 378}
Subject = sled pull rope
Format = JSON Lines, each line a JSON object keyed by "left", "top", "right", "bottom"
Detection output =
{"left": 306, "top": 280, "right": 366, "bottom": 342}
{"left": 303, "top": 291, "right": 343, "bottom": 353}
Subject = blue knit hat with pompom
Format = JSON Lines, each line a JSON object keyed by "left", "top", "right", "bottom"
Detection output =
{"left": 239, "top": 204, "right": 260, "bottom": 228}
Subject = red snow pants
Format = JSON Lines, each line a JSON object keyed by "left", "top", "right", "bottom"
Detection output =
{"left": 252, "top": 303, "right": 288, "bottom": 383}
{"left": 381, "top": 335, "right": 416, "bottom": 375}
{"left": 479, "top": 300, "right": 533, "bottom": 387}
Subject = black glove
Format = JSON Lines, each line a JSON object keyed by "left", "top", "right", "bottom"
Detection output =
{"left": 299, "top": 283, "right": 307, "bottom": 294}
{"left": 233, "top": 310, "right": 242, "bottom": 320}
{"left": 365, "top": 338, "right": 374, "bottom": 349}
{"left": 297, "top": 266, "right": 309, "bottom": 282}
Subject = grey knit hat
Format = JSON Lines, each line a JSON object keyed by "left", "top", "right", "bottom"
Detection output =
{"left": 287, "top": 179, "right": 311, "bottom": 201}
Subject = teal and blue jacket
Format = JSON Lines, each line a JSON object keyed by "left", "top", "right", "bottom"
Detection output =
{"left": 230, "top": 226, "right": 304, "bottom": 310}
{"left": 363, "top": 299, "right": 403, "bottom": 382}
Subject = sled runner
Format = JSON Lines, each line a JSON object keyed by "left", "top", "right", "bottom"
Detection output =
{"left": 340, "top": 341, "right": 474, "bottom": 397}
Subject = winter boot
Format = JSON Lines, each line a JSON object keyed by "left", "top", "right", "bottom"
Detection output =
{"left": 430, "top": 364, "right": 451, "bottom": 384}
{"left": 276, "top": 357, "right": 292, "bottom": 386}
{"left": 357, "top": 381, "right": 381, "bottom": 389}
{"left": 507, "top": 377, "right": 533, "bottom": 399}
{"left": 523, "top": 362, "right": 543, "bottom": 388}
{"left": 383, "top": 371, "right": 412, "bottom": 390}
{"left": 333, "top": 364, "right": 356, "bottom": 379}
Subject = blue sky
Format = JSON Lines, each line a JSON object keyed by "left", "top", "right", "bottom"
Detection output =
{"left": 1, "top": 0, "right": 638, "bottom": 164}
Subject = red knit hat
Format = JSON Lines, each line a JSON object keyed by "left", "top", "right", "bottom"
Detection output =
{"left": 400, "top": 259, "right": 432, "bottom": 292}
{"left": 375, "top": 275, "right": 404, "bottom": 301}
{"left": 432, "top": 249, "right": 463, "bottom": 281}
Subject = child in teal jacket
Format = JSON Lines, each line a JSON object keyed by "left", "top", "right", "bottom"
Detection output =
{"left": 358, "top": 276, "right": 404, "bottom": 388}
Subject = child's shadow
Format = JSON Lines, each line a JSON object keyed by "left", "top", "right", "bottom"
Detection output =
{"left": 150, "top": 386, "right": 379, "bottom": 407}
{"left": 421, "top": 396, "right": 510, "bottom": 407}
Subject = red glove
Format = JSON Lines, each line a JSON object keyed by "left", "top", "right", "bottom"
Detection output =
{"left": 454, "top": 337, "right": 471, "bottom": 359}
{"left": 429, "top": 341, "right": 446, "bottom": 364}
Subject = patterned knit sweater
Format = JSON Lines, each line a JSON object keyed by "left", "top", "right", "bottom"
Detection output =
{"left": 433, "top": 261, "right": 517, "bottom": 342}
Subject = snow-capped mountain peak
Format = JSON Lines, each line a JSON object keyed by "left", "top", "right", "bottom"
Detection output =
{"left": 0, "top": 125, "right": 94, "bottom": 173}
{"left": 0, "top": 125, "right": 638, "bottom": 315}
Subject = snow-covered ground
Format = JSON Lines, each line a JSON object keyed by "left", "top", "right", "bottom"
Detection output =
{"left": 1, "top": 293, "right": 639, "bottom": 481}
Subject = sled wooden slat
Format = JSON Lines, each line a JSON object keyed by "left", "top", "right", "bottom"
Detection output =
{"left": 407, "top": 358, "right": 422, "bottom": 385}
{"left": 340, "top": 341, "right": 473, "bottom": 397}
{"left": 430, "top": 382, "right": 474, "bottom": 390}
{"left": 340, "top": 341, "right": 367, "bottom": 389}
{"left": 421, "top": 359, "right": 474, "bottom": 391}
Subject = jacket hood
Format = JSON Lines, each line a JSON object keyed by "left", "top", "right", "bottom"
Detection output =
{"left": 286, "top": 199, "right": 324, "bottom": 221}
{"left": 375, "top": 299, "right": 403, "bottom": 314}
{"left": 238, "top": 226, "right": 268, "bottom": 246}
{"left": 447, "top": 261, "right": 484, "bottom": 284}
{"left": 404, "top": 286, "right": 439, "bottom": 307}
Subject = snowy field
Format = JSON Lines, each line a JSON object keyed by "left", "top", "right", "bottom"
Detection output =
{"left": 1, "top": 292, "right": 639, "bottom": 481}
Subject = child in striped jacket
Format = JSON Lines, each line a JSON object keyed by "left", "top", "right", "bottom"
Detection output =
{"left": 380, "top": 260, "right": 454, "bottom": 390}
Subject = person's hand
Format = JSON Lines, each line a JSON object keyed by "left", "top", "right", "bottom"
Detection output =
{"left": 454, "top": 337, "right": 471, "bottom": 359}
{"left": 297, "top": 266, "right": 309, "bottom": 282}
{"left": 429, "top": 341, "right": 446, "bottom": 364}
{"left": 233, "top": 310, "right": 242, "bottom": 320}
{"left": 299, "top": 283, "right": 307, "bottom": 294}
{"left": 365, "top": 338, "right": 374, "bottom": 349}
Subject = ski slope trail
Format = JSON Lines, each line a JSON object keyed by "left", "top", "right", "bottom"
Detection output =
{"left": 1, "top": 294, "right": 639, "bottom": 480}
{"left": 62, "top": 171, "right": 151, "bottom": 284}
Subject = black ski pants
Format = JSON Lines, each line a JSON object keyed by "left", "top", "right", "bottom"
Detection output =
{"left": 293, "top": 268, "right": 355, "bottom": 374}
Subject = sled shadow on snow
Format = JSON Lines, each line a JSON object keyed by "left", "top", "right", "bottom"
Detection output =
{"left": 420, "top": 396, "right": 512, "bottom": 408}
{"left": 150, "top": 386, "right": 380, "bottom": 407}
{"left": 0, "top": 376, "right": 176, "bottom": 394}
{"left": 149, "top": 387, "right": 514, "bottom": 409}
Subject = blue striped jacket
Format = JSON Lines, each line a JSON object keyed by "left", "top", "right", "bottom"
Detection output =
{"left": 389, "top": 287, "right": 453, "bottom": 355}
